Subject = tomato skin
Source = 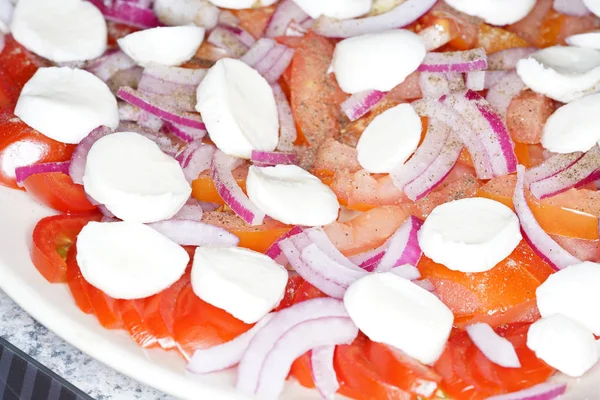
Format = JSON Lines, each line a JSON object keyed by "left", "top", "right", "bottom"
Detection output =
{"left": 119, "top": 299, "right": 158, "bottom": 348}
{"left": 0, "top": 112, "right": 75, "bottom": 189}
{"left": 23, "top": 172, "right": 97, "bottom": 214}
{"left": 291, "top": 281, "right": 327, "bottom": 305}
{"left": 31, "top": 213, "right": 101, "bottom": 283}
{"left": 0, "top": 35, "right": 48, "bottom": 90}
{"left": 65, "top": 243, "right": 94, "bottom": 314}
{"left": 274, "top": 275, "right": 305, "bottom": 312}
{"left": 232, "top": 6, "right": 275, "bottom": 39}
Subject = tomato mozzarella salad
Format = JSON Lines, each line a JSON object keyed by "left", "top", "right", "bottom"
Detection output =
{"left": 1, "top": 0, "right": 600, "bottom": 399}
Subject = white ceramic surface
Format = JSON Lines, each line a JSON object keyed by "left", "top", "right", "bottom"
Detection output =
{"left": 0, "top": 184, "right": 599, "bottom": 400}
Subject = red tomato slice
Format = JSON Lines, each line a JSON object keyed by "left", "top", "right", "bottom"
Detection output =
{"left": 173, "top": 284, "right": 252, "bottom": 358}
{"left": 0, "top": 35, "right": 48, "bottom": 90}
{"left": 274, "top": 275, "right": 305, "bottom": 312}
{"left": 119, "top": 299, "right": 158, "bottom": 348}
{"left": 143, "top": 292, "right": 175, "bottom": 348}
{"left": 291, "top": 280, "right": 327, "bottom": 305}
{"left": 23, "top": 172, "right": 97, "bottom": 214}
{"left": 85, "top": 284, "right": 123, "bottom": 330}
{"left": 31, "top": 213, "right": 101, "bottom": 283}
{"left": 160, "top": 271, "right": 191, "bottom": 337}
{"left": 232, "top": 6, "right": 275, "bottom": 39}
{"left": 418, "top": 241, "right": 555, "bottom": 328}
{"left": 65, "top": 243, "right": 94, "bottom": 314}
{"left": 0, "top": 112, "right": 75, "bottom": 189}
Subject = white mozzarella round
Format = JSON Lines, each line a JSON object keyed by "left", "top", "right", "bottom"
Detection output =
{"left": 527, "top": 314, "right": 598, "bottom": 377}
{"left": 118, "top": 26, "right": 205, "bottom": 67}
{"left": 14, "top": 67, "right": 119, "bottom": 144}
{"left": 516, "top": 46, "right": 600, "bottom": 103}
{"left": 443, "top": 0, "right": 535, "bottom": 26}
{"left": 344, "top": 272, "right": 454, "bottom": 365}
{"left": 292, "top": 0, "right": 372, "bottom": 19}
{"left": 77, "top": 221, "right": 190, "bottom": 300}
{"left": 418, "top": 198, "right": 522, "bottom": 273}
{"left": 154, "top": 0, "right": 219, "bottom": 29}
{"left": 542, "top": 93, "right": 600, "bottom": 153}
{"left": 332, "top": 29, "right": 426, "bottom": 94}
{"left": 191, "top": 246, "right": 289, "bottom": 324}
{"left": 11, "top": 0, "right": 107, "bottom": 62}
{"left": 246, "top": 165, "right": 340, "bottom": 227}
{"left": 357, "top": 103, "right": 422, "bottom": 173}
{"left": 196, "top": 58, "right": 279, "bottom": 159}
{"left": 536, "top": 261, "right": 600, "bottom": 335}
{"left": 566, "top": 31, "right": 600, "bottom": 50}
{"left": 83, "top": 132, "right": 192, "bottom": 223}
{"left": 205, "top": 0, "right": 277, "bottom": 9}
{"left": 583, "top": 0, "right": 600, "bottom": 18}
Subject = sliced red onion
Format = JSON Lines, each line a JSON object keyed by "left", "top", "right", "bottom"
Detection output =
{"left": 241, "top": 38, "right": 276, "bottom": 67}
{"left": 526, "top": 151, "right": 584, "bottom": 185}
{"left": 484, "top": 71, "right": 510, "bottom": 89}
{"left": 300, "top": 243, "right": 367, "bottom": 287}
{"left": 15, "top": 161, "right": 70, "bottom": 187}
{"left": 392, "top": 118, "right": 450, "bottom": 190}
{"left": 529, "top": 146, "right": 600, "bottom": 199}
{"left": 486, "top": 71, "right": 526, "bottom": 118}
{"left": 137, "top": 67, "right": 204, "bottom": 112}
{"left": 303, "top": 227, "right": 364, "bottom": 272}
{"left": 236, "top": 297, "right": 350, "bottom": 394}
{"left": 341, "top": 90, "right": 386, "bottom": 122}
{"left": 107, "top": 67, "right": 143, "bottom": 94}
{"left": 138, "top": 110, "right": 165, "bottom": 131}
{"left": 262, "top": 47, "right": 295, "bottom": 83}
{"left": 271, "top": 83, "right": 297, "bottom": 152}
{"left": 418, "top": 25, "right": 452, "bottom": 52}
{"left": 223, "top": 25, "right": 256, "bottom": 48}
{"left": 255, "top": 317, "right": 358, "bottom": 399}
{"left": 403, "top": 133, "right": 463, "bottom": 200}
{"left": 349, "top": 241, "right": 390, "bottom": 272}
{"left": 265, "top": 0, "right": 312, "bottom": 38}
{"left": 419, "top": 48, "right": 487, "bottom": 74}
{"left": 487, "top": 48, "right": 538, "bottom": 71}
{"left": 176, "top": 139, "right": 205, "bottom": 168}
{"left": 117, "top": 86, "right": 205, "bottom": 129}
{"left": 279, "top": 237, "right": 346, "bottom": 299}
{"left": 311, "top": 346, "right": 339, "bottom": 400}
{"left": 86, "top": 50, "right": 136, "bottom": 82}
{"left": 241, "top": 39, "right": 294, "bottom": 83}
{"left": 251, "top": 150, "right": 297, "bottom": 166}
{"left": 451, "top": 90, "right": 518, "bottom": 176}
{"left": 412, "top": 98, "right": 493, "bottom": 179}
{"left": 284, "top": 20, "right": 308, "bottom": 37}
{"left": 89, "top": 0, "right": 161, "bottom": 29}
{"left": 218, "top": 10, "right": 240, "bottom": 27}
{"left": 69, "top": 126, "right": 113, "bottom": 185}
{"left": 389, "top": 264, "right": 421, "bottom": 280}
{"left": 553, "top": 0, "right": 590, "bottom": 16}
{"left": 419, "top": 72, "right": 452, "bottom": 99}
{"left": 142, "top": 64, "right": 206, "bottom": 86}
{"left": 187, "top": 313, "right": 275, "bottom": 374}
{"left": 466, "top": 71, "right": 485, "bottom": 91}
{"left": 207, "top": 26, "right": 250, "bottom": 59}
{"left": 486, "top": 382, "right": 567, "bottom": 400}
{"left": 265, "top": 226, "right": 303, "bottom": 265}
{"left": 148, "top": 219, "right": 239, "bottom": 247}
{"left": 171, "top": 198, "right": 206, "bottom": 221}
{"left": 210, "top": 150, "right": 265, "bottom": 226}
{"left": 312, "top": 0, "right": 437, "bottom": 38}
{"left": 466, "top": 322, "right": 521, "bottom": 368}
{"left": 376, "top": 216, "right": 423, "bottom": 271}
{"left": 414, "top": 278, "right": 435, "bottom": 292}
{"left": 183, "top": 144, "right": 215, "bottom": 183}
{"left": 513, "top": 165, "right": 581, "bottom": 270}
{"left": 118, "top": 121, "right": 180, "bottom": 157}
{"left": 163, "top": 121, "right": 207, "bottom": 143}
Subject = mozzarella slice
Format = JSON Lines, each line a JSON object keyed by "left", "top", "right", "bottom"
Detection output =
{"left": 205, "top": 0, "right": 277, "bottom": 9}
{"left": 83, "top": 132, "right": 192, "bottom": 223}
{"left": 542, "top": 93, "right": 600, "bottom": 153}
{"left": 14, "top": 67, "right": 119, "bottom": 144}
{"left": 566, "top": 31, "right": 600, "bottom": 50}
{"left": 77, "top": 221, "right": 189, "bottom": 300}
{"left": 196, "top": 58, "right": 279, "bottom": 159}
{"left": 191, "top": 246, "right": 288, "bottom": 324}
{"left": 443, "top": 0, "right": 535, "bottom": 26}
{"left": 527, "top": 314, "right": 598, "bottom": 377}
{"left": 357, "top": 103, "right": 422, "bottom": 173}
{"left": 154, "top": 0, "right": 219, "bottom": 29}
{"left": 11, "top": 0, "right": 106, "bottom": 62}
{"left": 246, "top": 165, "right": 339, "bottom": 226}
{"left": 332, "top": 30, "right": 426, "bottom": 94}
{"left": 118, "top": 26, "right": 205, "bottom": 67}
{"left": 292, "top": 0, "right": 372, "bottom": 19}
{"left": 344, "top": 272, "right": 453, "bottom": 365}
{"left": 536, "top": 261, "right": 600, "bottom": 335}
{"left": 418, "top": 198, "right": 522, "bottom": 273}
{"left": 584, "top": 0, "right": 600, "bottom": 18}
{"left": 516, "top": 46, "right": 600, "bottom": 103}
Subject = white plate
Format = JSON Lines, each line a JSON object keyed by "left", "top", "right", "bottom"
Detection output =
{"left": 0, "top": 184, "right": 598, "bottom": 400}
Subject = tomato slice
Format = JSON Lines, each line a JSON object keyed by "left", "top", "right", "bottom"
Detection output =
{"left": 31, "top": 213, "right": 101, "bottom": 283}
{"left": 0, "top": 35, "right": 48, "bottom": 90}
{"left": 476, "top": 24, "right": 529, "bottom": 54}
{"left": 160, "top": 271, "right": 191, "bottom": 338}
{"left": 191, "top": 165, "right": 247, "bottom": 204}
{"left": 418, "top": 241, "right": 555, "bottom": 328}
{"left": 119, "top": 299, "right": 158, "bottom": 348}
{"left": 85, "top": 284, "right": 123, "bottom": 330}
{"left": 65, "top": 243, "right": 94, "bottom": 314}
{"left": 143, "top": 292, "right": 175, "bottom": 348}
{"left": 173, "top": 284, "right": 252, "bottom": 358}
{"left": 201, "top": 210, "right": 292, "bottom": 253}
{"left": 231, "top": 6, "right": 275, "bottom": 39}
{"left": 274, "top": 275, "right": 305, "bottom": 312}
{"left": 0, "top": 112, "right": 75, "bottom": 189}
{"left": 23, "top": 172, "right": 97, "bottom": 214}
{"left": 477, "top": 174, "right": 600, "bottom": 240}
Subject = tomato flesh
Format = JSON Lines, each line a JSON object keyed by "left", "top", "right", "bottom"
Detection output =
{"left": 119, "top": 299, "right": 158, "bottom": 348}
{"left": 23, "top": 172, "right": 97, "bottom": 214}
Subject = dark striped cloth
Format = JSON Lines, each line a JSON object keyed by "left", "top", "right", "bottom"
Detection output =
{"left": 0, "top": 338, "right": 91, "bottom": 400}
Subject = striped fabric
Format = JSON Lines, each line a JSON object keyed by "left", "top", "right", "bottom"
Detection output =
{"left": 0, "top": 338, "right": 90, "bottom": 400}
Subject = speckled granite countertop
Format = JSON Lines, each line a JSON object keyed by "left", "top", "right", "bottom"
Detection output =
{"left": 0, "top": 290, "right": 175, "bottom": 400}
